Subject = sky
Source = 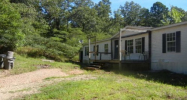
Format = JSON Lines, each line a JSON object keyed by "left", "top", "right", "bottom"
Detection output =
{"left": 92, "top": 0, "right": 187, "bottom": 13}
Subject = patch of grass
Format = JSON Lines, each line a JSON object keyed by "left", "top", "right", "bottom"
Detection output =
{"left": 109, "top": 69, "right": 187, "bottom": 87}
{"left": 1, "top": 54, "right": 80, "bottom": 75}
{"left": 24, "top": 70, "right": 187, "bottom": 100}
{"left": 49, "top": 61, "right": 80, "bottom": 72}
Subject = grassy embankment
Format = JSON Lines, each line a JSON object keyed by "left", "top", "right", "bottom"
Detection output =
{"left": 0, "top": 54, "right": 79, "bottom": 76}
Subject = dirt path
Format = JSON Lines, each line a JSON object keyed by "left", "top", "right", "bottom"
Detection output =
{"left": 0, "top": 68, "right": 96, "bottom": 100}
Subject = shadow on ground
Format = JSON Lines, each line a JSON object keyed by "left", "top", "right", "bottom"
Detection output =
{"left": 73, "top": 62, "right": 187, "bottom": 87}
{"left": 104, "top": 66, "right": 187, "bottom": 87}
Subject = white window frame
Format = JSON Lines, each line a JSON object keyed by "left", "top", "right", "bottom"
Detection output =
{"left": 104, "top": 44, "right": 108, "bottom": 54}
{"left": 135, "top": 38, "right": 142, "bottom": 53}
{"left": 166, "top": 32, "right": 176, "bottom": 52}
{"left": 127, "top": 40, "right": 133, "bottom": 53}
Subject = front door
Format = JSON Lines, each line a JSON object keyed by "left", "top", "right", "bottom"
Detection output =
{"left": 114, "top": 40, "right": 119, "bottom": 59}
{"left": 79, "top": 51, "right": 83, "bottom": 63}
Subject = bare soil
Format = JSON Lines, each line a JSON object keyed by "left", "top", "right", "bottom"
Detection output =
{"left": 0, "top": 68, "right": 96, "bottom": 100}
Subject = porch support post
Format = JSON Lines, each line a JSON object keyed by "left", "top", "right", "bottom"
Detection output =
{"left": 95, "top": 36, "right": 96, "bottom": 61}
{"left": 88, "top": 38, "right": 91, "bottom": 65}
{"left": 111, "top": 39, "right": 113, "bottom": 60}
{"left": 148, "top": 31, "right": 152, "bottom": 70}
{"left": 119, "top": 29, "right": 122, "bottom": 69}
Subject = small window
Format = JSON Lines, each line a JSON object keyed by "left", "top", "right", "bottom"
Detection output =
{"left": 85, "top": 47, "right": 89, "bottom": 56}
{"left": 166, "top": 33, "right": 176, "bottom": 52}
{"left": 135, "top": 38, "right": 142, "bottom": 53}
{"left": 127, "top": 40, "right": 133, "bottom": 53}
{"left": 104, "top": 44, "right": 108, "bottom": 53}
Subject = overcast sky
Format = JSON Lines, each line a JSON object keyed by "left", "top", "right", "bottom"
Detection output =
{"left": 92, "top": 0, "right": 187, "bottom": 13}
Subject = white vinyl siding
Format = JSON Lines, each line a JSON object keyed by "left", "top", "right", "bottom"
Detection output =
{"left": 151, "top": 24, "right": 187, "bottom": 74}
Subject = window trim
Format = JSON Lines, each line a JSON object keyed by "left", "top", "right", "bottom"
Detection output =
{"left": 135, "top": 38, "right": 142, "bottom": 53}
{"left": 104, "top": 44, "right": 108, "bottom": 54}
{"left": 126, "top": 39, "right": 133, "bottom": 53}
{"left": 166, "top": 32, "right": 176, "bottom": 52}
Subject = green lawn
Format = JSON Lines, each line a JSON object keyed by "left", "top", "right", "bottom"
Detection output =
{"left": 7, "top": 54, "right": 80, "bottom": 75}
{"left": 24, "top": 70, "right": 187, "bottom": 100}
{"left": 4, "top": 54, "right": 187, "bottom": 100}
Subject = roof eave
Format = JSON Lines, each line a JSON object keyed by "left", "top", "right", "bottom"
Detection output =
{"left": 151, "top": 21, "right": 187, "bottom": 31}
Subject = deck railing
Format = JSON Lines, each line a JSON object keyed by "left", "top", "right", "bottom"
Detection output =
{"left": 91, "top": 51, "right": 149, "bottom": 62}
{"left": 122, "top": 50, "right": 149, "bottom": 62}
{"left": 98, "top": 52, "right": 112, "bottom": 60}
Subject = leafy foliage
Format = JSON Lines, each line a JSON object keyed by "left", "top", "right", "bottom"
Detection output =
{"left": 120, "top": 1, "right": 142, "bottom": 26}
{"left": 169, "top": 6, "right": 185, "bottom": 24}
{"left": 0, "top": 0, "right": 24, "bottom": 51}
{"left": 150, "top": 2, "right": 169, "bottom": 27}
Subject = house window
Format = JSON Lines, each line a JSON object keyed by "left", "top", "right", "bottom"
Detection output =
{"left": 163, "top": 31, "right": 181, "bottom": 53}
{"left": 135, "top": 38, "right": 142, "bottom": 53}
{"left": 104, "top": 44, "right": 108, "bottom": 53}
{"left": 166, "top": 33, "right": 176, "bottom": 52}
{"left": 85, "top": 47, "right": 89, "bottom": 56}
{"left": 127, "top": 40, "right": 133, "bottom": 53}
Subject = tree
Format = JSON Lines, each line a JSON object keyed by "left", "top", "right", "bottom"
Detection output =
{"left": 0, "top": 0, "right": 25, "bottom": 51}
{"left": 109, "top": 9, "right": 124, "bottom": 34}
{"left": 182, "top": 12, "right": 187, "bottom": 22}
{"left": 139, "top": 8, "right": 151, "bottom": 26}
{"left": 120, "top": 1, "right": 142, "bottom": 26}
{"left": 150, "top": 2, "right": 169, "bottom": 27}
{"left": 71, "top": 6, "right": 98, "bottom": 33}
{"left": 169, "top": 6, "right": 185, "bottom": 24}
{"left": 161, "top": 6, "right": 186, "bottom": 25}
{"left": 95, "top": 0, "right": 111, "bottom": 18}
{"left": 94, "top": 0, "right": 112, "bottom": 33}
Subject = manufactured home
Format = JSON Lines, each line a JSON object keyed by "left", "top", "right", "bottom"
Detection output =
{"left": 81, "top": 21, "right": 187, "bottom": 74}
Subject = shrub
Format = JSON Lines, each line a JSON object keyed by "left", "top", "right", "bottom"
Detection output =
{"left": 16, "top": 34, "right": 81, "bottom": 61}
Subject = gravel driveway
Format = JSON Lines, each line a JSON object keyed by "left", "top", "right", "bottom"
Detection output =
{"left": 0, "top": 68, "right": 95, "bottom": 100}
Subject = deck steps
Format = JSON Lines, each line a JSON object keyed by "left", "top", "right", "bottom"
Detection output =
{"left": 84, "top": 67, "right": 100, "bottom": 70}
{"left": 84, "top": 62, "right": 104, "bottom": 70}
